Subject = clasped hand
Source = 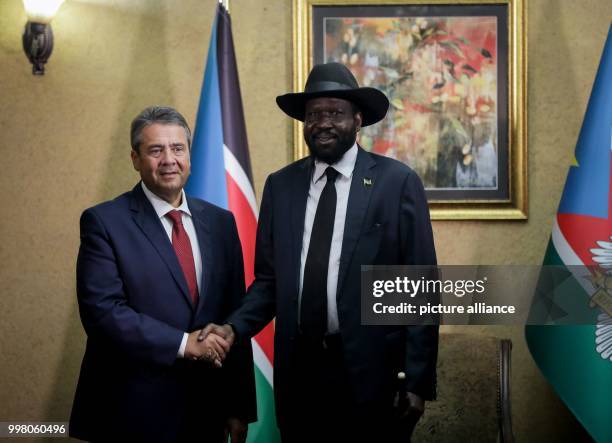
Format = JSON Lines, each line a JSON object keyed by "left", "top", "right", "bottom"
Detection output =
{"left": 184, "top": 323, "right": 235, "bottom": 368}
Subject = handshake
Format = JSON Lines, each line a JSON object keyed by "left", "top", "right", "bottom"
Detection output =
{"left": 184, "top": 323, "right": 236, "bottom": 368}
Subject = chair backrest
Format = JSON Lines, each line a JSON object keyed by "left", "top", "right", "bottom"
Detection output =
{"left": 412, "top": 333, "right": 514, "bottom": 443}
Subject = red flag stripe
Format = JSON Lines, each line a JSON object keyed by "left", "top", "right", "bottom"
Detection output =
{"left": 226, "top": 172, "right": 257, "bottom": 286}
{"left": 224, "top": 145, "right": 258, "bottom": 219}
{"left": 224, "top": 151, "right": 275, "bottom": 365}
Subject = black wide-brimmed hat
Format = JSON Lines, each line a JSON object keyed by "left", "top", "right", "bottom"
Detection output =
{"left": 276, "top": 62, "right": 389, "bottom": 127}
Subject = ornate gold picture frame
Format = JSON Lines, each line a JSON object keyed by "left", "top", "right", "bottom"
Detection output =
{"left": 293, "top": 0, "right": 527, "bottom": 220}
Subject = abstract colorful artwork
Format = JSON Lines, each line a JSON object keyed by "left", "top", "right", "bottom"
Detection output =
{"left": 296, "top": 1, "right": 527, "bottom": 219}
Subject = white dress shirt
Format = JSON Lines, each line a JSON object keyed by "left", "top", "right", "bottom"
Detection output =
{"left": 298, "top": 143, "right": 358, "bottom": 334}
{"left": 141, "top": 182, "right": 202, "bottom": 358}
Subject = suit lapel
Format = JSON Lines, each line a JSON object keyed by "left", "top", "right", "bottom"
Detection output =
{"left": 337, "top": 147, "right": 377, "bottom": 296}
{"left": 129, "top": 184, "right": 193, "bottom": 309}
{"left": 290, "top": 158, "right": 313, "bottom": 299}
{"left": 189, "top": 199, "right": 214, "bottom": 316}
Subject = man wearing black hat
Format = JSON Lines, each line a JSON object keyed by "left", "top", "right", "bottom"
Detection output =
{"left": 204, "top": 62, "right": 438, "bottom": 442}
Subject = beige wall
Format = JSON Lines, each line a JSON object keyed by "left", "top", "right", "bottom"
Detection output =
{"left": 0, "top": 0, "right": 609, "bottom": 441}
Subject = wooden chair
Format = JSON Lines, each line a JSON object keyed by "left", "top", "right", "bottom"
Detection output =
{"left": 412, "top": 333, "right": 514, "bottom": 442}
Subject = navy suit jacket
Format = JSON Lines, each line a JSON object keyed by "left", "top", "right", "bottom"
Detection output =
{"left": 228, "top": 147, "right": 438, "bottom": 426}
{"left": 70, "top": 183, "right": 256, "bottom": 442}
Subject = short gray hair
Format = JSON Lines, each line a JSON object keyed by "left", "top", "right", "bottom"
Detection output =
{"left": 130, "top": 106, "right": 192, "bottom": 152}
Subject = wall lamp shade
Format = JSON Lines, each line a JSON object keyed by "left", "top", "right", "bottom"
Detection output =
{"left": 22, "top": 0, "right": 66, "bottom": 75}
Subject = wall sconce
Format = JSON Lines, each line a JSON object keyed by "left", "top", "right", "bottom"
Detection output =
{"left": 22, "top": 0, "right": 66, "bottom": 75}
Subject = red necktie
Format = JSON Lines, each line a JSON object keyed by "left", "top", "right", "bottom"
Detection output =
{"left": 166, "top": 210, "right": 199, "bottom": 305}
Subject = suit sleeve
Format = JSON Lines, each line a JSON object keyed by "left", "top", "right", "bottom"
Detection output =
{"left": 221, "top": 213, "right": 257, "bottom": 422}
{"left": 399, "top": 171, "right": 439, "bottom": 401}
{"left": 226, "top": 175, "right": 277, "bottom": 339}
{"left": 76, "top": 208, "right": 184, "bottom": 367}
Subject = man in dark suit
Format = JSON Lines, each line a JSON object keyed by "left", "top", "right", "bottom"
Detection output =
{"left": 205, "top": 63, "right": 438, "bottom": 442}
{"left": 69, "top": 106, "right": 256, "bottom": 443}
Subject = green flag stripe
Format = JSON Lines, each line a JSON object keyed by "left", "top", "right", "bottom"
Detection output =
{"left": 247, "top": 365, "right": 281, "bottom": 443}
{"left": 526, "top": 240, "right": 612, "bottom": 443}
{"left": 543, "top": 238, "right": 564, "bottom": 266}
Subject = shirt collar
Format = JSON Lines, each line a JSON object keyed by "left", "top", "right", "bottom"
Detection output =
{"left": 313, "top": 142, "right": 358, "bottom": 183}
{"left": 140, "top": 182, "right": 192, "bottom": 219}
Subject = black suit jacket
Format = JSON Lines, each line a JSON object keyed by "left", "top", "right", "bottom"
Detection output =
{"left": 70, "top": 184, "right": 256, "bottom": 442}
{"left": 228, "top": 147, "right": 438, "bottom": 426}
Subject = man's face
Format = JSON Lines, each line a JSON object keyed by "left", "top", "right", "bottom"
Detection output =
{"left": 131, "top": 123, "right": 190, "bottom": 206}
{"left": 303, "top": 97, "right": 362, "bottom": 164}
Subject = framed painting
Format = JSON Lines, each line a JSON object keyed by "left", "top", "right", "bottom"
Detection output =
{"left": 293, "top": 0, "right": 527, "bottom": 219}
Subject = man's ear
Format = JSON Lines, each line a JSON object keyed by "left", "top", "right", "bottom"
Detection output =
{"left": 355, "top": 111, "right": 363, "bottom": 132}
{"left": 130, "top": 149, "right": 140, "bottom": 171}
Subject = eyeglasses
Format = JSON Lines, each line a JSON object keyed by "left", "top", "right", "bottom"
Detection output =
{"left": 304, "top": 110, "right": 348, "bottom": 124}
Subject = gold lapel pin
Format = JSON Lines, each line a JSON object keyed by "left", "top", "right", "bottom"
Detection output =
{"left": 363, "top": 178, "right": 373, "bottom": 187}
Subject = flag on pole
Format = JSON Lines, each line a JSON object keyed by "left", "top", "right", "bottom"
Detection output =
{"left": 186, "top": 3, "right": 280, "bottom": 442}
{"left": 525, "top": 25, "right": 612, "bottom": 443}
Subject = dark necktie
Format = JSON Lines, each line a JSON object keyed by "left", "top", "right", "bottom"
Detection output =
{"left": 166, "top": 210, "right": 199, "bottom": 305}
{"left": 300, "top": 166, "right": 339, "bottom": 339}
